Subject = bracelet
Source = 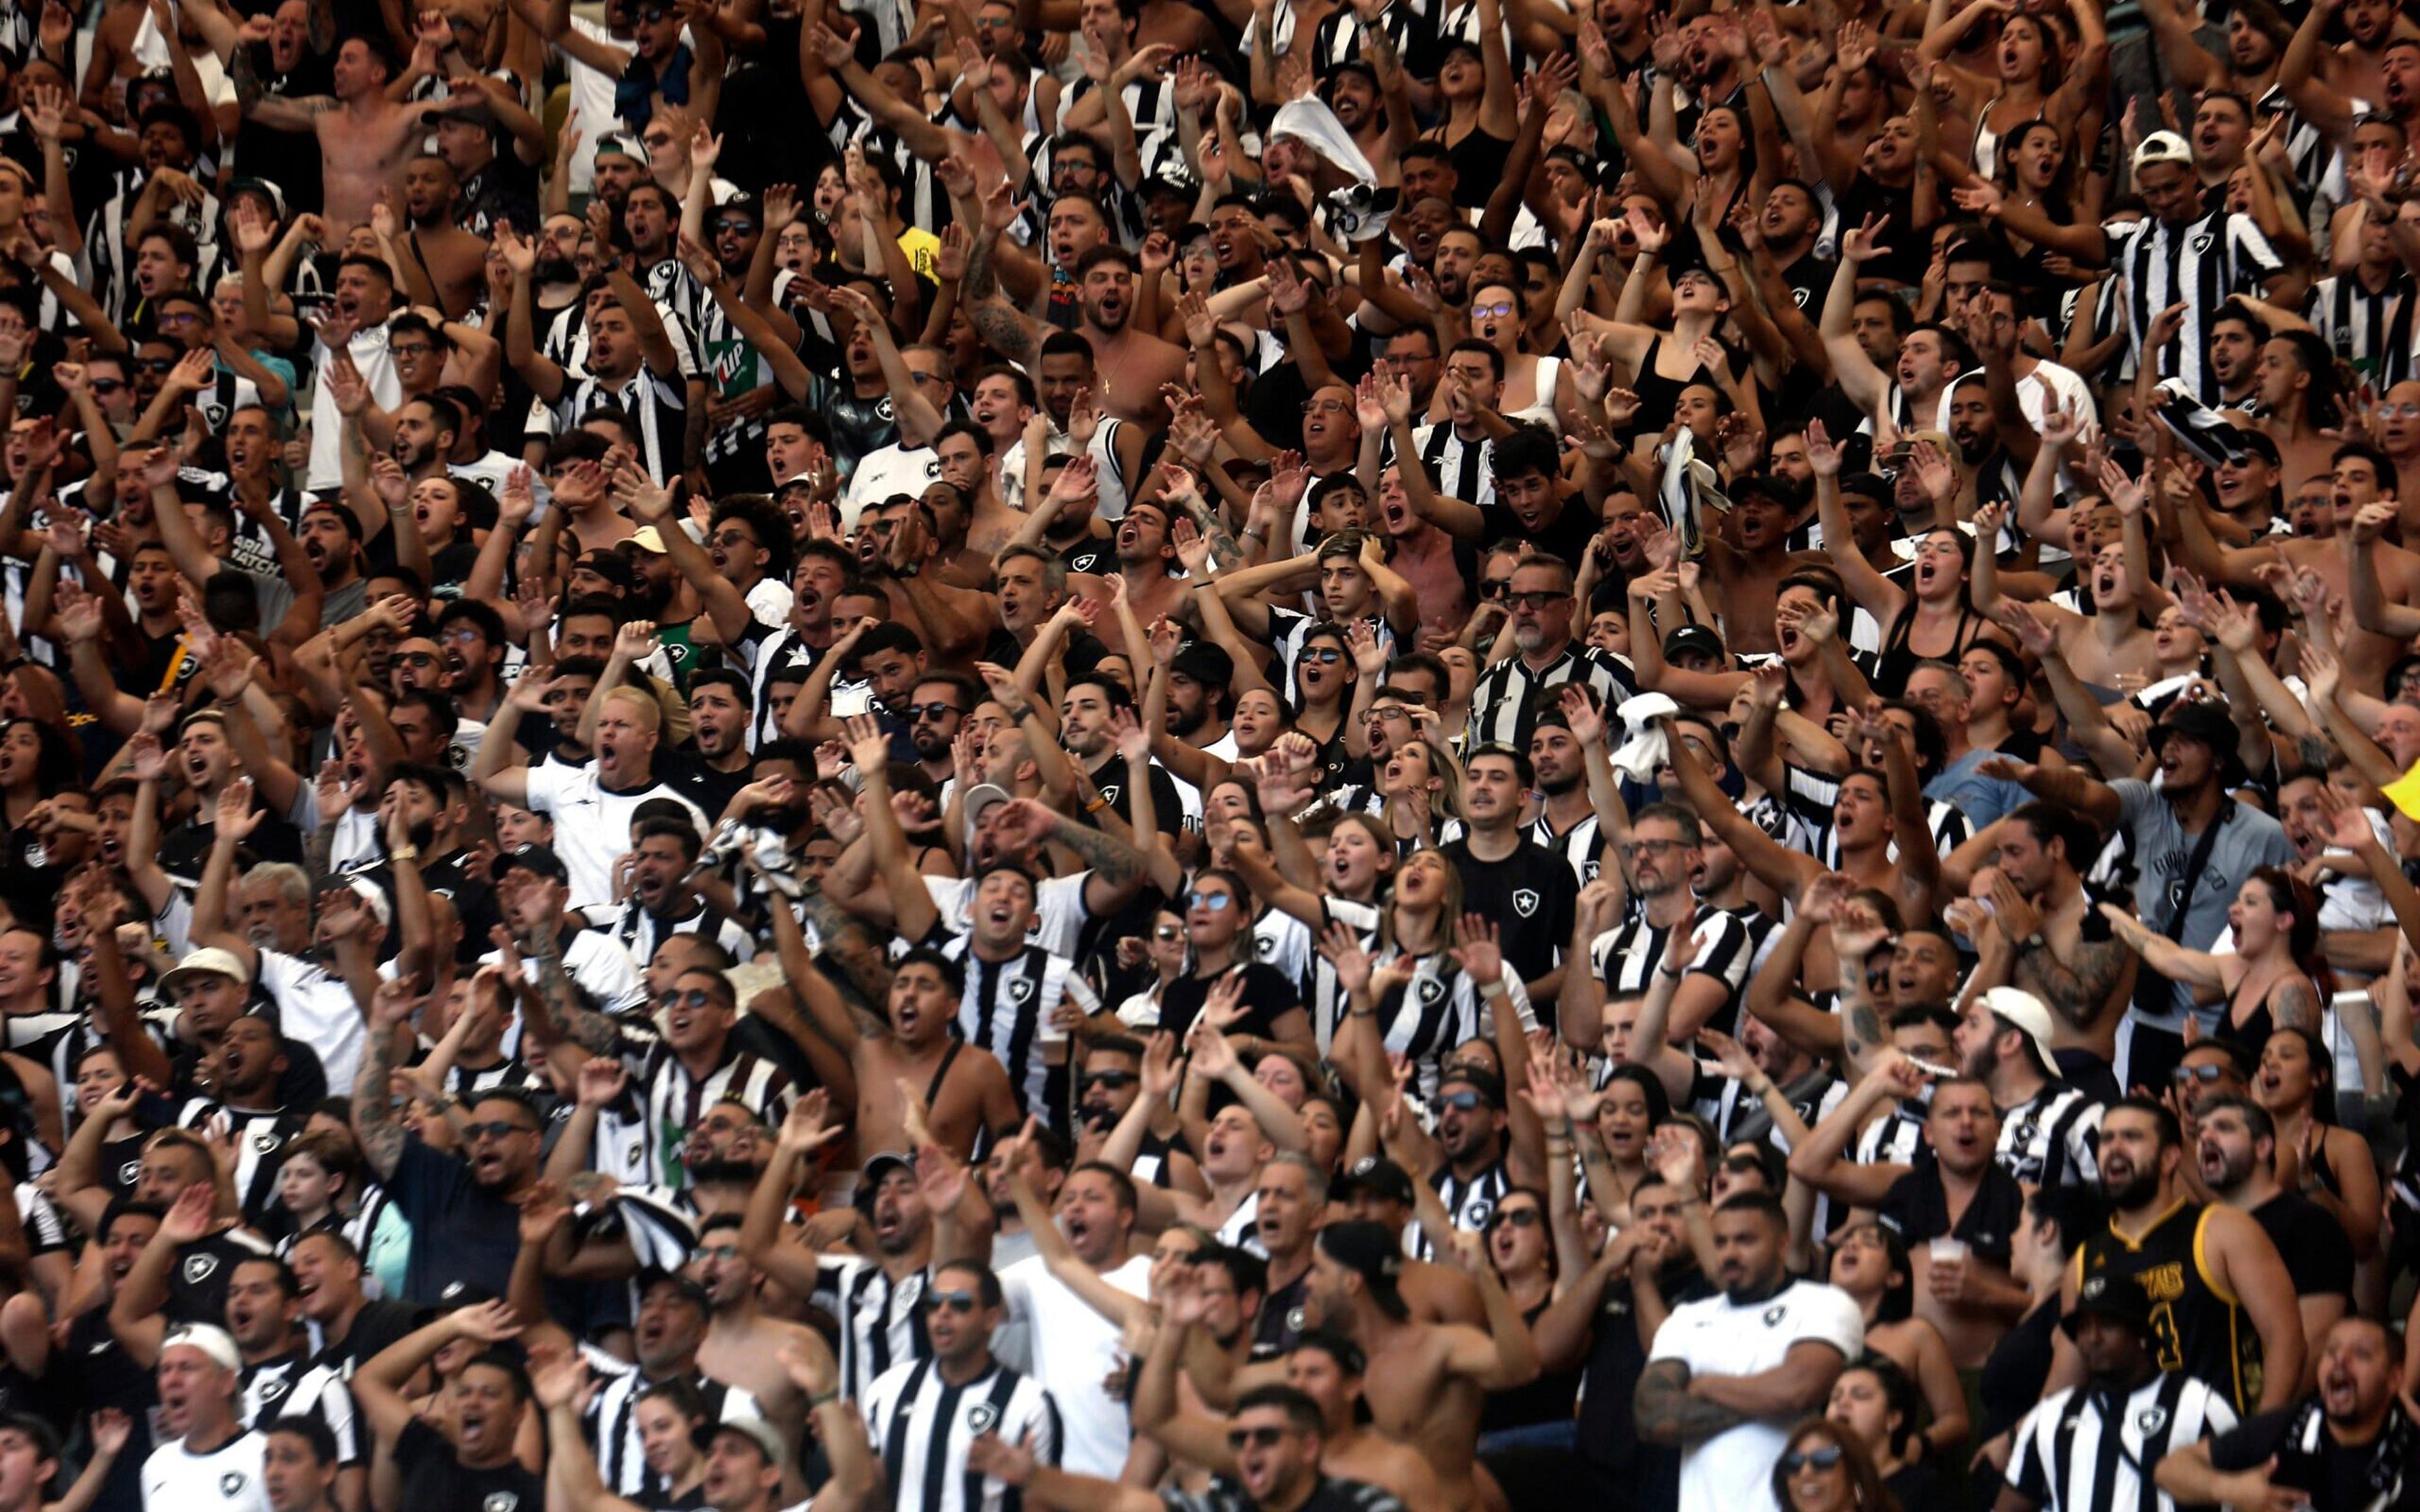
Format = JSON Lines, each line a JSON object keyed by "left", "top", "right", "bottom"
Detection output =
{"left": 808, "top": 1388, "right": 840, "bottom": 1408}
{"left": 1478, "top": 980, "right": 1507, "bottom": 1000}
{"left": 391, "top": 844, "right": 420, "bottom": 863}
{"left": 1747, "top": 1077, "right": 1774, "bottom": 1097}
{"left": 1347, "top": 1007, "right": 1378, "bottom": 1019}
{"left": 1657, "top": 965, "right": 1683, "bottom": 979}
{"left": 1085, "top": 794, "right": 1112, "bottom": 814}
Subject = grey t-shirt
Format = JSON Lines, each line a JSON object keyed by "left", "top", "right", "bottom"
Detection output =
{"left": 2111, "top": 779, "right": 2293, "bottom": 1028}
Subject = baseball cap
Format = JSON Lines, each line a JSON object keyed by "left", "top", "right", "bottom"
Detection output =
{"left": 1316, "top": 1220, "right": 1409, "bottom": 1318}
{"left": 2132, "top": 130, "right": 2194, "bottom": 172}
{"left": 696, "top": 1415, "right": 786, "bottom": 1462}
{"left": 1332, "top": 1156, "right": 1416, "bottom": 1208}
{"left": 2062, "top": 1270, "right": 2156, "bottom": 1339}
{"left": 2153, "top": 696, "right": 2237, "bottom": 752}
{"left": 1977, "top": 986, "right": 2057, "bottom": 1073}
{"left": 861, "top": 1151, "right": 917, "bottom": 1189}
{"left": 493, "top": 844, "right": 571, "bottom": 885}
{"left": 594, "top": 132, "right": 643, "bottom": 162}
{"left": 1168, "top": 641, "right": 1233, "bottom": 689}
{"left": 628, "top": 525, "right": 670, "bottom": 555}
{"left": 225, "top": 177, "right": 287, "bottom": 222}
{"left": 160, "top": 1323, "right": 242, "bottom": 1372}
{"left": 159, "top": 946, "right": 253, "bottom": 997}
{"left": 1662, "top": 624, "right": 1727, "bottom": 665}
{"left": 639, "top": 1269, "right": 712, "bottom": 1311}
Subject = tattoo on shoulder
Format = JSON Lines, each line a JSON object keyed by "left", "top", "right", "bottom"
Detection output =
{"left": 2271, "top": 978, "right": 2321, "bottom": 1033}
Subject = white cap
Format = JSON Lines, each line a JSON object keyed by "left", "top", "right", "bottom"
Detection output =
{"left": 2132, "top": 130, "right": 2194, "bottom": 171}
{"left": 161, "top": 1323, "right": 241, "bottom": 1372}
{"left": 1978, "top": 987, "right": 2058, "bottom": 1073}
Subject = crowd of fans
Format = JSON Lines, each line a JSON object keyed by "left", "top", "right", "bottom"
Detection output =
{"left": 6, "top": 0, "right": 2420, "bottom": 1505}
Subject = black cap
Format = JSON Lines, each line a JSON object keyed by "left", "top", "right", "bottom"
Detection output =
{"left": 1317, "top": 1220, "right": 1409, "bottom": 1318}
{"left": 1332, "top": 1156, "right": 1416, "bottom": 1207}
{"left": 2061, "top": 1270, "right": 2156, "bottom": 1339}
{"left": 1168, "top": 640, "right": 1233, "bottom": 689}
{"left": 577, "top": 548, "right": 640, "bottom": 589}
{"left": 494, "top": 843, "right": 570, "bottom": 885}
{"left": 417, "top": 1278, "right": 502, "bottom": 1326}
{"left": 639, "top": 1269, "right": 712, "bottom": 1311}
{"left": 1838, "top": 473, "right": 1893, "bottom": 507}
{"left": 2153, "top": 696, "right": 2237, "bottom": 754}
{"left": 1662, "top": 624, "right": 1726, "bottom": 665}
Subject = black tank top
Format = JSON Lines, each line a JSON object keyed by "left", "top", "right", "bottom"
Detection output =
{"left": 1874, "top": 603, "right": 1982, "bottom": 698}
{"left": 2077, "top": 1201, "right": 2261, "bottom": 1412}
{"left": 1625, "top": 332, "right": 1719, "bottom": 443}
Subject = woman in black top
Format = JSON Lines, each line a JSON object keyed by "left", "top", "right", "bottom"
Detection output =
{"left": 1974, "top": 1184, "right": 2103, "bottom": 1502}
{"left": 1423, "top": 0, "right": 1517, "bottom": 210}
{"left": 1828, "top": 1356, "right": 1940, "bottom": 1512}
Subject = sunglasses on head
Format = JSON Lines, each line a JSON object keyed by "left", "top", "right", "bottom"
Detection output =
{"left": 1782, "top": 1446, "right": 1845, "bottom": 1474}
{"left": 923, "top": 1289, "right": 981, "bottom": 1314}
{"left": 1720, "top": 1154, "right": 1764, "bottom": 1175}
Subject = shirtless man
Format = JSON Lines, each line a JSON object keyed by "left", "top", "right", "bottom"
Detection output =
{"left": 231, "top": 35, "right": 437, "bottom": 239}
{"left": 1957, "top": 804, "right": 2134, "bottom": 1076}
{"left": 972, "top": 243, "right": 1187, "bottom": 427}
{"left": 687, "top": 1211, "right": 829, "bottom": 1452}
{"left": 2180, "top": 443, "right": 2420, "bottom": 694}
{"left": 384, "top": 154, "right": 487, "bottom": 318}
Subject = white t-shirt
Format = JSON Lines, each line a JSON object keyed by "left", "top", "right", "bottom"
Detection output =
{"left": 842, "top": 443, "right": 942, "bottom": 532}
{"left": 518, "top": 763, "right": 710, "bottom": 910}
{"left": 255, "top": 949, "right": 370, "bottom": 1096}
{"left": 306, "top": 323, "right": 401, "bottom": 493}
{"left": 996, "top": 1251, "right": 1151, "bottom": 1478}
{"left": 924, "top": 872, "right": 1093, "bottom": 960}
{"left": 142, "top": 1430, "right": 269, "bottom": 1512}
{"left": 1647, "top": 1279, "right": 1865, "bottom": 1512}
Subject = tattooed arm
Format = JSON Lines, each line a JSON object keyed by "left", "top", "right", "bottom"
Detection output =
{"left": 796, "top": 884, "right": 896, "bottom": 1008}
{"left": 1049, "top": 808, "right": 1154, "bottom": 919}
{"left": 522, "top": 928, "right": 621, "bottom": 1058}
{"left": 967, "top": 294, "right": 1041, "bottom": 369}
{"left": 2269, "top": 976, "right": 2323, "bottom": 1033}
{"left": 1634, "top": 1359, "right": 1749, "bottom": 1445}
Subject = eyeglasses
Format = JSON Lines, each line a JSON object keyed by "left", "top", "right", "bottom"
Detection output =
{"left": 906, "top": 702, "right": 964, "bottom": 722}
{"left": 692, "top": 1243, "right": 741, "bottom": 1261}
{"left": 1505, "top": 590, "right": 1565, "bottom": 610}
{"left": 442, "top": 625, "right": 483, "bottom": 643}
{"left": 1226, "top": 1426, "right": 1294, "bottom": 1452}
{"left": 1185, "top": 891, "right": 1236, "bottom": 910}
{"left": 710, "top": 529, "right": 760, "bottom": 549}
{"left": 1487, "top": 1206, "right": 1541, "bottom": 1229}
{"left": 462, "top": 1120, "right": 536, "bottom": 1142}
{"left": 1080, "top": 1070, "right": 1138, "bottom": 1092}
{"left": 390, "top": 341, "right": 435, "bottom": 359}
{"left": 1300, "top": 647, "right": 1343, "bottom": 665}
{"left": 1781, "top": 1446, "right": 1845, "bottom": 1474}
{"left": 906, "top": 370, "right": 943, "bottom": 385}
{"left": 923, "top": 1290, "right": 981, "bottom": 1314}
{"left": 1301, "top": 398, "right": 1351, "bottom": 416}
{"left": 657, "top": 988, "right": 718, "bottom": 1009}
{"left": 1470, "top": 301, "right": 1516, "bottom": 319}
{"left": 1622, "top": 837, "right": 1685, "bottom": 857}
{"left": 642, "top": 132, "right": 676, "bottom": 147}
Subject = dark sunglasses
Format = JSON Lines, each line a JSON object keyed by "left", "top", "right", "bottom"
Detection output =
{"left": 1506, "top": 590, "right": 1565, "bottom": 609}
{"left": 1152, "top": 924, "right": 1182, "bottom": 941}
{"left": 1081, "top": 1070, "right": 1138, "bottom": 1092}
{"left": 1299, "top": 647, "right": 1343, "bottom": 665}
{"left": 906, "top": 702, "right": 964, "bottom": 722}
{"left": 923, "top": 1290, "right": 981, "bottom": 1314}
{"left": 462, "top": 1120, "right": 534, "bottom": 1141}
{"left": 397, "top": 651, "right": 439, "bottom": 667}
{"left": 1438, "top": 1090, "right": 1487, "bottom": 1112}
{"left": 88, "top": 378, "right": 125, "bottom": 393}
{"left": 1487, "top": 1206, "right": 1541, "bottom": 1230}
{"left": 1480, "top": 580, "right": 1514, "bottom": 598}
{"left": 657, "top": 988, "right": 718, "bottom": 1010}
{"left": 712, "top": 218, "right": 759, "bottom": 235}
{"left": 135, "top": 357, "right": 176, "bottom": 374}
{"left": 1782, "top": 1446, "right": 1845, "bottom": 1473}
{"left": 1226, "top": 1426, "right": 1291, "bottom": 1452}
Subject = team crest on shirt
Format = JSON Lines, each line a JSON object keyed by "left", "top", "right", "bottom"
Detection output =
{"left": 118, "top": 1159, "right": 142, "bottom": 1186}
{"left": 202, "top": 402, "right": 227, "bottom": 428}
{"left": 2137, "top": 1406, "right": 2169, "bottom": 1435}
{"left": 1416, "top": 977, "right": 1445, "bottom": 1006}
{"left": 1254, "top": 934, "right": 1277, "bottom": 959}
{"left": 1761, "top": 1303, "right": 1787, "bottom": 1326}
{"left": 1461, "top": 1198, "right": 1495, "bottom": 1228}
{"left": 1512, "top": 890, "right": 1539, "bottom": 918}
{"left": 220, "top": 1473, "right": 248, "bottom": 1497}
{"left": 483, "top": 1495, "right": 521, "bottom": 1512}
{"left": 251, "top": 1131, "right": 281, "bottom": 1154}
{"left": 258, "top": 1377, "right": 287, "bottom": 1403}
{"left": 2191, "top": 234, "right": 2214, "bottom": 253}
{"left": 967, "top": 1402, "right": 1000, "bottom": 1433}
{"left": 1099, "top": 784, "right": 1122, "bottom": 805}
{"left": 183, "top": 1254, "right": 219, "bottom": 1285}
{"left": 1007, "top": 975, "right": 1035, "bottom": 1004}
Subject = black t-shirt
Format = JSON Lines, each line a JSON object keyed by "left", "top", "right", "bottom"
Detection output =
{"left": 314, "top": 1298, "right": 421, "bottom": 1377}
{"left": 662, "top": 748, "right": 751, "bottom": 822}
{"left": 2210, "top": 1405, "right": 2420, "bottom": 1511}
{"left": 383, "top": 1137, "right": 526, "bottom": 1305}
{"left": 395, "top": 1418, "right": 545, "bottom": 1512}
{"left": 1477, "top": 495, "right": 1599, "bottom": 570}
{"left": 1156, "top": 963, "right": 1303, "bottom": 1044}
{"left": 166, "top": 1230, "right": 276, "bottom": 1326}
{"left": 54, "top": 1307, "right": 158, "bottom": 1512}
{"left": 1440, "top": 839, "right": 1577, "bottom": 996}
{"left": 1084, "top": 755, "right": 1184, "bottom": 840}
{"left": 1876, "top": 1160, "right": 2025, "bottom": 1268}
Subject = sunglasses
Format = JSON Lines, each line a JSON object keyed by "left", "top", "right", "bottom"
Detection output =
{"left": 1782, "top": 1446, "right": 1845, "bottom": 1473}
{"left": 923, "top": 1290, "right": 981, "bottom": 1314}
{"left": 712, "top": 219, "right": 759, "bottom": 235}
{"left": 657, "top": 988, "right": 718, "bottom": 1010}
{"left": 1226, "top": 1427, "right": 1293, "bottom": 1452}
{"left": 135, "top": 357, "right": 177, "bottom": 374}
{"left": 1153, "top": 924, "right": 1182, "bottom": 941}
{"left": 1505, "top": 590, "right": 1565, "bottom": 609}
{"left": 88, "top": 379, "right": 125, "bottom": 393}
{"left": 1488, "top": 1206, "right": 1542, "bottom": 1230}
{"left": 1185, "top": 891, "right": 1236, "bottom": 910}
{"left": 906, "top": 702, "right": 964, "bottom": 722}
{"left": 1480, "top": 579, "right": 1515, "bottom": 598}
{"left": 1438, "top": 1090, "right": 1487, "bottom": 1111}
{"left": 1300, "top": 647, "right": 1343, "bottom": 665}
{"left": 2173, "top": 1064, "right": 2233, "bottom": 1084}
{"left": 1080, "top": 1070, "right": 1138, "bottom": 1092}
{"left": 397, "top": 652, "right": 439, "bottom": 667}
{"left": 461, "top": 1120, "right": 535, "bottom": 1141}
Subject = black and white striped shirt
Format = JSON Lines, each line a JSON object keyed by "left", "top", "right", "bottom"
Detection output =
{"left": 1465, "top": 643, "right": 1632, "bottom": 751}
{"left": 938, "top": 938, "right": 1098, "bottom": 1127}
{"left": 1409, "top": 421, "right": 1495, "bottom": 506}
{"left": 1526, "top": 811, "right": 1606, "bottom": 885}
{"left": 1360, "top": 953, "right": 1535, "bottom": 1101}
{"left": 628, "top": 1040, "right": 794, "bottom": 1190}
{"left": 866, "top": 1356, "right": 1061, "bottom": 1512}
{"left": 2109, "top": 208, "right": 2286, "bottom": 398}
{"left": 1589, "top": 904, "right": 1756, "bottom": 1034}
{"left": 1306, "top": 896, "right": 1384, "bottom": 1056}
{"left": 579, "top": 1351, "right": 761, "bottom": 1501}
{"left": 548, "top": 367, "right": 688, "bottom": 485}
{"left": 2312, "top": 271, "right": 2407, "bottom": 382}
{"left": 243, "top": 1353, "right": 363, "bottom": 1463}
{"left": 2006, "top": 1370, "right": 2237, "bottom": 1512}
{"left": 815, "top": 1255, "right": 933, "bottom": 1405}
{"left": 1998, "top": 1081, "right": 2103, "bottom": 1188}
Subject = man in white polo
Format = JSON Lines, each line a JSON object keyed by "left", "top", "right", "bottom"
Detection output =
{"left": 142, "top": 1323, "right": 268, "bottom": 1511}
